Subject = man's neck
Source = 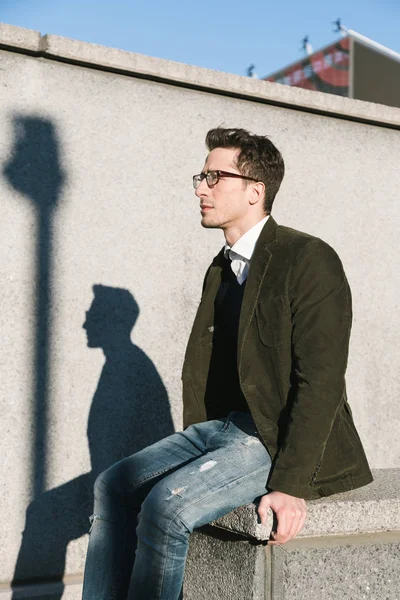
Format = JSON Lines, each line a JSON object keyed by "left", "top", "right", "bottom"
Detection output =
{"left": 223, "top": 214, "right": 268, "bottom": 247}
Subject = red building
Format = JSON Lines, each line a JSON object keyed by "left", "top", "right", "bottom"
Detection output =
{"left": 264, "top": 30, "right": 400, "bottom": 109}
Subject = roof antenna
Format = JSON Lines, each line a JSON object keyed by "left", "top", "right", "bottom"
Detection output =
{"left": 246, "top": 64, "right": 258, "bottom": 78}
{"left": 332, "top": 18, "right": 348, "bottom": 36}
{"left": 300, "top": 35, "right": 313, "bottom": 56}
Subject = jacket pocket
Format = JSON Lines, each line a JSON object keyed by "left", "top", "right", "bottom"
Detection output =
{"left": 255, "top": 295, "right": 292, "bottom": 348}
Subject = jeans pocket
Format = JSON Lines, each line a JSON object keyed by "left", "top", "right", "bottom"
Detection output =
{"left": 205, "top": 417, "right": 232, "bottom": 448}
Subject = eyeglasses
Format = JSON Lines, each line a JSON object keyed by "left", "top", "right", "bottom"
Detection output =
{"left": 192, "top": 170, "right": 259, "bottom": 190}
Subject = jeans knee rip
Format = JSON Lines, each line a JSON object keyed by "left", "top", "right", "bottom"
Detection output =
{"left": 89, "top": 513, "right": 111, "bottom": 533}
{"left": 198, "top": 459, "right": 217, "bottom": 471}
{"left": 166, "top": 487, "right": 187, "bottom": 500}
{"left": 241, "top": 436, "right": 261, "bottom": 447}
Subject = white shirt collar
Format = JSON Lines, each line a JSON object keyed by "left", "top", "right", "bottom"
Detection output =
{"left": 223, "top": 216, "right": 269, "bottom": 284}
{"left": 224, "top": 215, "right": 269, "bottom": 261}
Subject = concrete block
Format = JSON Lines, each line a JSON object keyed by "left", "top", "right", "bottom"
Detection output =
{"left": 211, "top": 469, "right": 400, "bottom": 540}
{"left": 0, "top": 22, "right": 40, "bottom": 52}
{"left": 185, "top": 471, "right": 400, "bottom": 599}
{"left": 184, "top": 530, "right": 267, "bottom": 600}
{"left": 185, "top": 530, "right": 400, "bottom": 600}
{"left": 271, "top": 537, "right": 400, "bottom": 600}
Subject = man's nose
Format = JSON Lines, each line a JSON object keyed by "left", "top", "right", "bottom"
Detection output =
{"left": 195, "top": 178, "right": 210, "bottom": 198}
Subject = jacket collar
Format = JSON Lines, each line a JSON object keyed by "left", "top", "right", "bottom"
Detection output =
{"left": 253, "top": 213, "right": 278, "bottom": 249}
{"left": 223, "top": 215, "right": 270, "bottom": 262}
{"left": 212, "top": 215, "right": 278, "bottom": 267}
{"left": 202, "top": 216, "right": 278, "bottom": 354}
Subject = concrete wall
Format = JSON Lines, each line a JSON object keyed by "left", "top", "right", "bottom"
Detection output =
{"left": 1, "top": 22, "right": 400, "bottom": 596}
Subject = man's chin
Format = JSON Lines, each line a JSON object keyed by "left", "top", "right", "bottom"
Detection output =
{"left": 200, "top": 217, "right": 219, "bottom": 229}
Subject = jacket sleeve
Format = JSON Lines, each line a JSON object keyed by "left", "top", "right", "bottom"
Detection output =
{"left": 267, "top": 239, "right": 352, "bottom": 497}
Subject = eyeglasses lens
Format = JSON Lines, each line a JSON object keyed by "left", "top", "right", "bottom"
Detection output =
{"left": 193, "top": 171, "right": 220, "bottom": 189}
{"left": 207, "top": 172, "right": 218, "bottom": 187}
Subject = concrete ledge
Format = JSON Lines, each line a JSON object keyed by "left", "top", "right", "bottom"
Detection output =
{"left": 185, "top": 469, "right": 400, "bottom": 600}
{"left": 36, "top": 34, "right": 400, "bottom": 128}
{"left": 0, "top": 22, "right": 40, "bottom": 52}
{"left": 6, "top": 471, "right": 400, "bottom": 599}
{"left": 211, "top": 469, "right": 400, "bottom": 540}
{"left": 1, "top": 21, "right": 400, "bottom": 128}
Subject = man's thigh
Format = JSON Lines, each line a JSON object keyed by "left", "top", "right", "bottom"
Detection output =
{"left": 140, "top": 412, "right": 272, "bottom": 530}
{"left": 96, "top": 417, "right": 231, "bottom": 500}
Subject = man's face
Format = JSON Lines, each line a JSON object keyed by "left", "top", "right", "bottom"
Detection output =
{"left": 195, "top": 148, "right": 253, "bottom": 231}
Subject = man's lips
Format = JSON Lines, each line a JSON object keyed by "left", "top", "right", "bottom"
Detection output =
{"left": 200, "top": 205, "right": 213, "bottom": 211}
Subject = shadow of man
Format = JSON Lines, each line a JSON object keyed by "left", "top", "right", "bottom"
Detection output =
{"left": 11, "top": 287, "right": 175, "bottom": 598}
{"left": 84, "top": 284, "right": 175, "bottom": 470}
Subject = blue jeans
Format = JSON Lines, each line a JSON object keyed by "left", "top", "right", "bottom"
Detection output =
{"left": 82, "top": 411, "right": 272, "bottom": 600}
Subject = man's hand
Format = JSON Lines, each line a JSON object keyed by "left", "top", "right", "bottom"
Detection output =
{"left": 257, "top": 491, "right": 306, "bottom": 545}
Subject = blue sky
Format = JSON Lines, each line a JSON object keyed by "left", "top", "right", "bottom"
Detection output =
{"left": 1, "top": 0, "right": 399, "bottom": 77}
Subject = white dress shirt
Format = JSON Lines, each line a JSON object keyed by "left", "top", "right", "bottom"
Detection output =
{"left": 223, "top": 216, "right": 269, "bottom": 284}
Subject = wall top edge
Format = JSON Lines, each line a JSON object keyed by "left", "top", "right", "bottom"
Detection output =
{"left": 0, "top": 21, "right": 40, "bottom": 51}
{"left": 1, "top": 21, "right": 400, "bottom": 128}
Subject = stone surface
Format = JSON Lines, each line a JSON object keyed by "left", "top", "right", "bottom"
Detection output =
{"left": 41, "top": 31, "right": 400, "bottom": 128}
{"left": 184, "top": 531, "right": 267, "bottom": 600}
{"left": 212, "top": 469, "right": 400, "bottom": 540}
{"left": 271, "top": 538, "right": 400, "bottom": 600}
{"left": 185, "top": 529, "right": 400, "bottom": 600}
{"left": 0, "top": 22, "right": 40, "bottom": 52}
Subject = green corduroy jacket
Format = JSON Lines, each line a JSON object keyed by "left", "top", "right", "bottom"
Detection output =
{"left": 182, "top": 216, "right": 373, "bottom": 500}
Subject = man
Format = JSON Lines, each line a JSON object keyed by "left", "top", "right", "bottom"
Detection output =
{"left": 82, "top": 128, "right": 372, "bottom": 600}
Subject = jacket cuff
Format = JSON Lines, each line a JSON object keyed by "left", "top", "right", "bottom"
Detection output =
{"left": 267, "top": 466, "right": 315, "bottom": 498}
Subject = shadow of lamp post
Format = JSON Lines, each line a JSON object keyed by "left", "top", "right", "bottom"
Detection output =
{"left": 3, "top": 116, "right": 65, "bottom": 499}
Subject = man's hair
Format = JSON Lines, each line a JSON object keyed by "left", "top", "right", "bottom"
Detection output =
{"left": 205, "top": 127, "right": 285, "bottom": 214}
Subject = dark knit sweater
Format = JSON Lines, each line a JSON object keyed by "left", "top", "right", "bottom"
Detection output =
{"left": 204, "top": 255, "right": 250, "bottom": 419}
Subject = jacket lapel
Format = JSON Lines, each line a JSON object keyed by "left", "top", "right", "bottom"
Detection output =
{"left": 194, "top": 216, "right": 278, "bottom": 351}
{"left": 192, "top": 250, "right": 224, "bottom": 335}
{"left": 238, "top": 216, "right": 278, "bottom": 357}
{"left": 201, "top": 254, "right": 223, "bottom": 321}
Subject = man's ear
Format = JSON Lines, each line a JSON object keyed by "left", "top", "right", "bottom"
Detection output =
{"left": 248, "top": 182, "right": 265, "bottom": 206}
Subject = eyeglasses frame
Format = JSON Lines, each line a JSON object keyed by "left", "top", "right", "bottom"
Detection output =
{"left": 193, "top": 170, "right": 259, "bottom": 190}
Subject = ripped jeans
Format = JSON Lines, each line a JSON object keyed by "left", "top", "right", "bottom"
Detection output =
{"left": 82, "top": 411, "right": 272, "bottom": 600}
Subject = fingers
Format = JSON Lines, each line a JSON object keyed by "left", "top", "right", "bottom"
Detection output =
{"left": 270, "top": 512, "right": 304, "bottom": 544}
{"left": 257, "top": 506, "right": 266, "bottom": 525}
{"left": 257, "top": 491, "right": 307, "bottom": 545}
{"left": 257, "top": 495, "right": 271, "bottom": 525}
{"left": 284, "top": 504, "right": 305, "bottom": 543}
{"left": 272, "top": 508, "right": 288, "bottom": 543}
{"left": 267, "top": 495, "right": 307, "bottom": 545}
{"left": 269, "top": 513, "right": 290, "bottom": 544}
